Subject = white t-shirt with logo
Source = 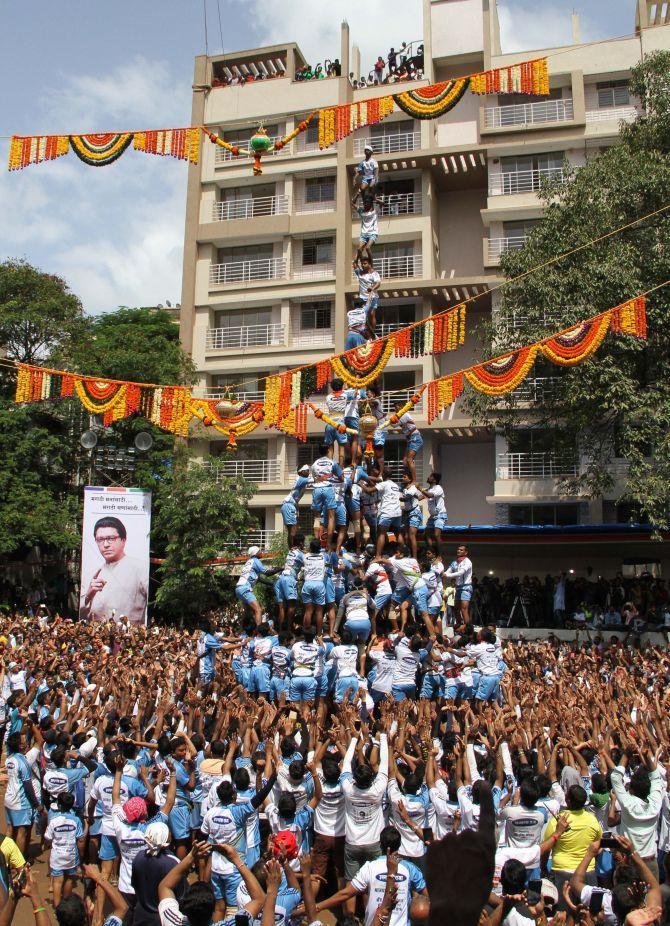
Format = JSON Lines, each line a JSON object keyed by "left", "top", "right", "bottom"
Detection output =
{"left": 376, "top": 480, "right": 402, "bottom": 519}
{"left": 351, "top": 856, "right": 425, "bottom": 926}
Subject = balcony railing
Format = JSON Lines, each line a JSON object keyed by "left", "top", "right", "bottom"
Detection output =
{"left": 213, "top": 459, "right": 282, "bottom": 483}
{"left": 205, "top": 389, "right": 265, "bottom": 402}
{"left": 311, "top": 388, "right": 424, "bottom": 416}
{"left": 210, "top": 258, "right": 287, "bottom": 285}
{"left": 486, "top": 236, "right": 528, "bottom": 263}
{"left": 384, "top": 458, "right": 424, "bottom": 483}
{"left": 291, "top": 263, "right": 336, "bottom": 280}
{"left": 497, "top": 452, "right": 578, "bottom": 479}
{"left": 378, "top": 193, "right": 422, "bottom": 216}
{"left": 489, "top": 167, "right": 565, "bottom": 196}
{"left": 205, "top": 323, "right": 285, "bottom": 350}
{"left": 585, "top": 105, "right": 638, "bottom": 124}
{"left": 506, "top": 308, "right": 560, "bottom": 329}
{"left": 484, "top": 98, "right": 574, "bottom": 128}
{"left": 376, "top": 254, "right": 423, "bottom": 279}
{"left": 294, "top": 193, "right": 336, "bottom": 214}
{"left": 222, "top": 529, "right": 280, "bottom": 552}
{"left": 375, "top": 322, "right": 415, "bottom": 337}
{"left": 512, "top": 377, "right": 563, "bottom": 402}
{"left": 290, "top": 328, "right": 335, "bottom": 347}
{"left": 215, "top": 139, "right": 287, "bottom": 164}
{"left": 353, "top": 132, "right": 421, "bottom": 156}
{"left": 212, "top": 195, "right": 289, "bottom": 221}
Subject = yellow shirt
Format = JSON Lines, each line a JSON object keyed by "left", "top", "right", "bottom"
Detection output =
{"left": 545, "top": 808, "right": 602, "bottom": 871}
{"left": 1, "top": 835, "right": 26, "bottom": 871}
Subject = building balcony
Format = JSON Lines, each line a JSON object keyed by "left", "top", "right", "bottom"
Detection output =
{"left": 505, "top": 308, "right": 560, "bottom": 329}
{"left": 291, "top": 262, "right": 336, "bottom": 281}
{"left": 353, "top": 132, "right": 421, "bottom": 156}
{"left": 585, "top": 105, "right": 638, "bottom": 124}
{"left": 310, "top": 387, "right": 424, "bottom": 416}
{"left": 511, "top": 377, "right": 563, "bottom": 402}
{"left": 484, "top": 235, "right": 528, "bottom": 265}
{"left": 204, "top": 388, "right": 265, "bottom": 402}
{"left": 378, "top": 193, "right": 423, "bottom": 217}
{"left": 375, "top": 322, "right": 413, "bottom": 337}
{"left": 212, "top": 195, "right": 289, "bottom": 221}
{"left": 489, "top": 167, "right": 565, "bottom": 196}
{"left": 484, "top": 98, "right": 574, "bottom": 129}
{"left": 385, "top": 458, "right": 424, "bottom": 483}
{"left": 213, "top": 459, "right": 282, "bottom": 484}
{"left": 210, "top": 258, "right": 287, "bottom": 285}
{"left": 205, "top": 323, "right": 286, "bottom": 351}
{"left": 215, "top": 140, "right": 288, "bottom": 165}
{"left": 496, "top": 452, "right": 578, "bottom": 480}
{"left": 294, "top": 193, "right": 336, "bottom": 215}
{"left": 289, "top": 327, "right": 335, "bottom": 348}
{"left": 374, "top": 255, "right": 423, "bottom": 280}
{"left": 222, "top": 529, "right": 280, "bottom": 552}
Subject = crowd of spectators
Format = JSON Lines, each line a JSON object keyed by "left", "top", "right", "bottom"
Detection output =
{"left": 352, "top": 43, "right": 425, "bottom": 88}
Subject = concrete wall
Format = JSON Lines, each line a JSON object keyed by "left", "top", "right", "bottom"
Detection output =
{"left": 439, "top": 439, "right": 495, "bottom": 524}
{"left": 430, "top": 0, "right": 484, "bottom": 61}
{"left": 437, "top": 189, "right": 488, "bottom": 277}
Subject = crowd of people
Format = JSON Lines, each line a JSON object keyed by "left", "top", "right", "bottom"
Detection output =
{"left": 0, "top": 615, "right": 668, "bottom": 926}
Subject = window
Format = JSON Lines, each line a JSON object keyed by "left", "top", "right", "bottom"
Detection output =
{"left": 300, "top": 302, "right": 332, "bottom": 330}
{"left": 503, "top": 88, "right": 563, "bottom": 106}
{"left": 615, "top": 502, "right": 650, "bottom": 525}
{"left": 503, "top": 220, "right": 539, "bottom": 238}
{"left": 214, "top": 308, "right": 272, "bottom": 329}
{"left": 508, "top": 504, "right": 581, "bottom": 527}
{"left": 501, "top": 152, "right": 565, "bottom": 174}
{"left": 370, "top": 119, "right": 414, "bottom": 138}
{"left": 234, "top": 440, "right": 268, "bottom": 461}
{"left": 378, "top": 179, "right": 414, "bottom": 197}
{"left": 221, "top": 184, "right": 274, "bottom": 202}
{"left": 213, "top": 371, "right": 269, "bottom": 392}
{"left": 305, "top": 176, "right": 335, "bottom": 203}
{"left": 302, "top": 237, "right": 334, "bottom": 265}
{"left": 381, "top": 371, "right": 416, "bottom": 391}
{"left": 380, "top": 304, "right": 416, "bottom": 326}
{"left": 305, "top": 119, "right": 320, "bottom": 145}
{"left": 297, "top": 440, "right": 322, "bottom": 468}
{"left": 218, "top": 244, "right": 273, "bottom": 262}
{"left": 597, "top": 80, "right": 630, "bottom": 109}
{"left": 507, "top": 429, "right": 574, "bottom": 456}
{"left": 622, "top": 559, "right": 661, "bottom": 578}
{"left": 378, "top": 242, "right": 414, "bottom": 259}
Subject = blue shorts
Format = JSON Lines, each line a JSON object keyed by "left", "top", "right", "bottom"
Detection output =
{"left": 427, "top": 515, "right": 448, "bottom": 532}
{"left": 312, "top": 484, "right": 336, "bottom": 512}
{"left": 323, "top": 503, "right": 347, "bottom": 528}
{"left": 232, "top": 660, "right": 250, "bottom": 688}
{"left": 269, "top": 676, "right": 290, "bottom": 700}
{"left": 50, "top": 866, "right": 78, "bottom": 878}
{"left": 169, "top": 803, "right": 192, "bottom": 841}
{"left": 325, "top": 577, "right": 336, "bottom": 605}
{"left": 345, "top": 618, "right": 371, "bottom": 642}
{"left": 316, "top": 674, "right": 330, "bottom": 698}
{"left": 359, "top": 233, "right": 377, "bottom": 245}
{"left": 281, "top": 500, "right": 298, "bottom": 527}
{"left": 334, "top": 584, "right": 346, "bottom": 605}
{"left": 324, "top": 424, "right": 349, "bottom": 446}
{"left": 412, "top": 585, "right": 429, "bottom": 613}
{"left": 373, "top": 428, "right": 387, "bottom": 448}
{"left": 420, "top": 673, "right": 443, "bottom": 700}
{"left": 378, "top": 515, "right": 402, "bottom": 532}
{"left": 211, "top": 870, "right": 242, "bottom": 905}
{"left": 374, "top": 591, "right": 391, "bottom": 611}
{"left": 475, "top": 674, "right": 500, "bottom": 702}
{"left": 405, "top": 509, "right": 423, "bottom": 529}
{"left": 343, "top": 416, "right": 360, "bottom": 431}
{"left": 99, "top": 834, "right": 119, "bottom": 861}
{"left": 190, "top": 804, "right": 202, "bottom": 830}
{"left": 444, "top": 679, "right": 474, "bottom": 700}
{"left": 345, "top": 331, "right": 366, "bottom": 351}
{"left": 289, "top": 676, "right": 317, "bottom": 702}
{"left": 275, "top": 574, "right": 298, "bottom": 603}
{"left": 346, "top": 495, "right": 361, "bottom": 515}
{"left": 406, "top": 432, "right": 423, "bottom": 453}
{"left": 392, "top": 683, "right": 417, "bottom": 702}
{"left": 4, "top": 807, "right": 35, "bottom": 828}
{"left": 363, "top": 512, "right": 378, "bottom": 532}
{"left": 89, "top": 818, "right": 102, "bottom": 837}
{"left": 235, "top": 584, "right": 257, "bottom": 606}
{"left": 456, "top": 584, "right": 473, "bottom": 603}
{"left": 249, "top": 663, "right": 271, "bottom": 694}
{"left": 335, "top": 676, "right": 360, "bottom": 703}
{"left": 302, "top": 580, "right": 326, "bottom": 605}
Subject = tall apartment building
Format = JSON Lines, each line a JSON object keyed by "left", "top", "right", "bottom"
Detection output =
{"left": 179, "top": 0, "right": 670, "bottom": 577}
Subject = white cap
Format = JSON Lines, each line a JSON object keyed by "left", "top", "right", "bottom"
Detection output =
{"left": 298, "top": 465, "right": 310, "bottom": 475}
{"left": 247, "top": 545, "right": 261, "bottom": 557}
{"left": 8, "top": 662, "right": 18, "bottom": 669}
{"left": 364, "top": 144, "right": 373, "bottom": 153}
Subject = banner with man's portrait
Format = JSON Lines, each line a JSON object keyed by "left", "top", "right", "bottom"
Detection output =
{"left": 79, "top": 486, "right": 151, "bottom": 625}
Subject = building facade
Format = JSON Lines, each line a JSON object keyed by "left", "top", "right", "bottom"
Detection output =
{"left": 179, "top": 0, "right": 670, "bottom": 575}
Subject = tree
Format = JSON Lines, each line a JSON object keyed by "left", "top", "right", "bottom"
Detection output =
{"left": 466, "top": 52, "right": 670, "bottom": 528}
{"left": 152, "top": 454, "right": 258, "bottom": 620}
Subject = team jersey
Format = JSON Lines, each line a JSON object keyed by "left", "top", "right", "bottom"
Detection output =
{"left": 357, "top": 157, "right": 379, "bottom": 182}
{"left": 422, "top": 570, "right": 443, "bottom": 611}
{"left": 252, "top": 635, "right": 277, "bottom": 666}
{"left": 358, "top": 205, "right": 379, "bottom": 237}
{"left": 270, "top": 645, "right": 292, "bottom": 680}
{"left": 354, "top": 267, "right": 381, "bottom": 301}
{"left": 201, "top": 802, "right": 257, "bottom": 875}
{"left": 236, "top": 556, "right": 266, "bottom": 589}
{"left": 291, "top": 642, "right": 323, "bottom": 677}
{"left": 342, "top": 591, "right": 370, "bottom": 623}
{"left": 303, "top": 553, "right": 326, "bottom": 582}
{"left": 396, "top": 412, "right": 418, "bottom": 437}
{"left": 234, "top": 880, "right": 301, "bottom": 926}
{"left": 365, "top": 563, "right": 392, "bottom": 597}
{"left": 43, "top": 765, "right": 90, "bottom": 810}
{"left": 387, "top": 780, "right": 430, "bottom": 857}
{"left": 89, "top": 774, "right": 148, "bottom": 837}
{"left": 391, "top": 636, "right": 425, "bottom": 686}
{"left": 347, "top": 304, "right": 369, "bottom": 335}
{"left": 369, "top": 649, "right": 395, "bottom": 695}
{"left": 311, "top": 457, "right": 342, "bottom": 483}
{"left": 429, "top": 779, "right": 460, "bottom": 838}
{"left": 4, "top": 748, "right": 41, "bottom": 811}
{"left": 425, "top": 484, "right": 447, "bottom": 516}
{"left": 283, "top": 475, "right": 311, "bottom": 505}
{"left": 393, "top": 557, "right": 425, "bottom": 590}
{"left": 266, "top": 804, "right": 315, "bottom": 856}
{"left": 45, "top": 811, "right": 83, "bottom": 872}
{"left": 314, "top": 775, "right": 346, "bottom": 837}
{"left": 466, "top": 642, "right": 500, "bottom": 676}
{"left": 329, "top": 644, "right": 359, "bottom": 679}
{"left": 327, "top": 391, "right": 347, "bottom": 418}
{"left": 402, "top": 484, "right": 422, "bottom": 513}
{"left": 376, "top": 480, "right": 402, "bottom": 519}
{"left": 197, "top": 631, "right": 223, "bottom": 678}
{"left": 112, "top": 805, "right": 168, "bottom": 894}
{"left": 500, "top": 804, "right": 549, "bottom": 848}
{"left": 282, "top": 548, "right": 305, "bottom": 578}
{"left": 351, "top": 856, "right": 425, "bottom": 926}
{"left": 445, "top": 557, "right": 473, "bottom": 587}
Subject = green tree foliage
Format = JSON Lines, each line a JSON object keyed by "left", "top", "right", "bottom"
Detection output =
{"left": 152, "top": 453, "right": 258, "bottom": 619}
{"left": 467, "top": 52, "right": 670, "bottom": 528}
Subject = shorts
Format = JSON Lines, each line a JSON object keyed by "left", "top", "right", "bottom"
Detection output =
{"left": 378, "top": 515, "right": 402, "bottom": 532}
{"left": 99, "top": 834, "right": 120, "bottom": 861}
{"left": 346, "top": 495, "right": 361, "bottom": 515}
{"left": 281, "top": 500, "right": 298, "bottom": 527}
{"left": 4, "top": 807, "right": 35, "bottom": 828}
{"left": 475, "top": 674, "right": 500, "bottom": 702}
{"left": 427, "top": 515, "right": 448, "bottom": 532}
{"left": 420, "top": 673, "right": 443, "bottom": 699}
{"left": 405, "top": 509, "right": 423, "bottom": 530}
{"left": 345, "top": 618, "right": 371, "bottom": 643}
{"left": 168, "top": 803, "right": 192, "bottom": 841}
{"left": 302, "top": 580, "right": 326, "bottom": 606}
{"left": 312, "top": 833, "right": 345, "bottom": 882}
{"left": 89, "top": 818, "right": 102, "bottom": 837}
{"left": 406, "top": 432, "right": 423, "bottom": 453}
{"left": 345, "top": 331, "right": 366, "bottom": 351}
{"left": 373, "top": 428, "right": 387, "bottom": 448}
{"left": 269, "top": 676, "right": 290, "bottom": 700}
{"left": 344, "top": 840, "right": 381, "bottom": 881}
{"left": 248, "top": 663, "right": 271, "bottom": 694}
{"left": 325, "top": 577, "right": 336, "bottom": 605}
{"left": 50, "top": 866, "right": 78, "bottom": 878}
{"left": 444, "top": 679, "right": 472, "bottom": 699}
{"left": 374, "top": 592, "right": 391, "bottom": 611}
{"left": 289, "top": 676, "right": 317, "bottom": 702}
{"left": 359, "top": 233, "right": 378, "bottom": 245}
{"left": 235, "top": 584, "right": 257, "bottom": 606}
{"left": 335, "top": 676, "right": 360, "bottom": 703}
{"left": 274, "top": 575, "right": 298, "bottom": 603}
{"left": 322, "top": 503, "right": 347, "bottom": 528}
{"left": 190, "top": 804, "right": 202, "bottom": 830}
{"left": 455, "top": 584, "right": 473, "bottom": 603}
{"left": 232, "top": 659, "right": 250, "bottom": 688}
{"left": 392, "top": 683, "right": 417, "bottom": 702}
{"left": 324, "top": 424, "right": 349, "bottom": 446}
{"left": 211, "top": 870, "right": 242, "bottom": 905}
{"left": 316, "top": 674, "right": 330, "bottom": 698}
{"left": 312, "top": 484, "right": 336, "bottom": 512}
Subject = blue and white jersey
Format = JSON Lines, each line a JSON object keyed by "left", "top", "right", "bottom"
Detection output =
{"left": 232, "top": 878, "right": 301, "bottom": 926}
{"left": 4, "top": 748, "right": 41, "bottom": 811}
{"left": 197, "top": 631, "right": 223, "bottom": 678}
{"left": 283, "top": 475, "right": 311, "bottom": 506}
{"left": 271, "top": 646, "right": 292, "bottom": 680}
{"left": 201, "top": 801, "right": 257, "bottom": 874}
{"left": 323, "top": 550, "right": 338, "bottom": 577}
{"left": 402, "top": 484, "right": 422, "bottom": 513}
{"left": 111, "top": 805, "right": 168, "bottom": 894}
{"left": 343, "top": 591, "right": 370, "bottom": 623}
{"left": 326, "top": 391, "right": 347, "bottom": 419}
{"left": 422, "top": 570, "right": 442, "bottom": 612}
{"left": 252, "top": 635, "right": 277, "bottom": 666}
{"left": 351, "top": 855, "right": 425, "bottom": 926}
{"left": 388, "top": 780, "right": 430, "bottom": 857}
{"left": 343, "top": 389, "right": 363, "bottom": 420}
{"left": 236, "top": 556, "right": 266, "bottom": 589}
{"left": 311, "top": 457, "right": 343, "bottom": 484}
{"left": 283, "top": 548, "right": 304, "bottom": 578}
{"left": 45, "top": 811, "right": 83, "bottom": 871}
{"left": 303, "top": 553, "right": 326, "bottom": 583}
{"left": 238, "top": 637, "right": 254, "bottom": 669}
{"left": 267, "top": 804, "right": 315, "bottom": 855}
{"left": 89, "top": 773, "right": 147, "bottom": 837}
{"left": 396, "top": 412, "right": 418, "bottom": 437}
{"left": 291, "top": 642, "right": 324, "bottom": 678}
{"left": 171, "top": 759, "right": 193, "bottom": 803}
{"left": 43, "top": 765, "right": 90, "bottom": 810}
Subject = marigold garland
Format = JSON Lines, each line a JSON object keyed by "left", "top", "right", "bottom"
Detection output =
{"left": 539, "top": 315, "right": 611, "bottom": 366}
{"left": 69, "top": 134, "right": 134, "bottom": 166}
{"left": 394, "top": 78, "right": 470, "bottom": 119}
{"left": 331, "top": 338, "right": 395, "bottom": 388}
{"left": 465, "top": 345, "right": 539, "bottom": 395}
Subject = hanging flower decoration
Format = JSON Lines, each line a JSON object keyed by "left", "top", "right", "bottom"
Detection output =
{"left": 378, "top": 386, "right": 427, "bottom": 430}
{"left": 205, "top": 113, "right": 317, "bottom": 175}
{"left": 465, "top": 346, "right": 539, "bottom": 395}
{"left": 539, "top": 314, "right": 611, "bottom": 366}
{"left": 427, "top": 374, "right": 465, "bottom": 423}
{"left": 331, "top": 338, "right": 396, "bottom": 388}
{"left": 189, "top": 398, "right": 264, "bottom": 449}
{"left": 394, "top": 79, "right": 470, "bottom": 119}
{"left": 69, "top": 134, "right": 134, "bottom": 166}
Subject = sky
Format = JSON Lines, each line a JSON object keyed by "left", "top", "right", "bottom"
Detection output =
{"left": 0, "top": 0, "right": 635, "bottom": 315}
